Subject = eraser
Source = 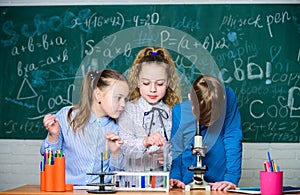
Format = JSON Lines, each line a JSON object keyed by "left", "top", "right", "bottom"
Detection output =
{"left": 185, "top": 185, "right": 190, "bottom": 191}
{"left": 205, "top": 184, "right": 211, "bottom": 191}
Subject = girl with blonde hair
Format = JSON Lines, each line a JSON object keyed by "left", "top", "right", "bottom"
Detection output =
{"left": 118, "top": 47, "right": 181, "bottom": 187}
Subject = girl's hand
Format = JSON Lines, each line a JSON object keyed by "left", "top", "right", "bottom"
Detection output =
{"left": 210, "top": 181, "right": 237, "bottom": 191}
{"left": 150, "top": 148, "right": 164, "bottom": 165}
{"left": 143, "top": 132, "right": 166, "bottom": 148}
{"left": 43, "top": 114, "right": 59, "bottom": 143}
{"left": 170, "top": 179, "right": 185, "bottom": 189}
{"left": 106, "top": 132, "right": 124, "bottom": 157}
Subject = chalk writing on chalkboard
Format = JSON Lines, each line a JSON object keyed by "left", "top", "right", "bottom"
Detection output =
{"left": 0, "top": 5, "right": 299, "bottom": 142}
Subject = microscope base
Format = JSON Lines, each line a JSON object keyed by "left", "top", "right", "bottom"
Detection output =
{"left": 186, "top": 180, "right": 210, "bottom": 191}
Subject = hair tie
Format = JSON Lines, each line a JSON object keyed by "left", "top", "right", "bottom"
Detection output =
{"left": 89, "top": 71, "right": 100, "bottom": 81}
{"left": 150, "top": 51, "right": 158, "bottom": 56}
{"left": 89, "top": 70, "right": 102, "bottom": 88}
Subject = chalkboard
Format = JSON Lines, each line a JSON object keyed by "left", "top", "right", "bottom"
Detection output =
{"left": 0, "top": 5, "right": 299, "bottom": 142}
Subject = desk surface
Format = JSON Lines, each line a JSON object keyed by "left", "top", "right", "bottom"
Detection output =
{"left": 1, "top": 185, "right": 300, "bottom": 195}
{"left": 0, "top": 185, "right": 217, "bottom": 195}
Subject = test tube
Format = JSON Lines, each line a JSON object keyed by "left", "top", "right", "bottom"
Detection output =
{"left": 104, "top": 139, "right": 109, "bottom": 160}
{"left": 163, "top": 143, "right": 170, "bottom": 188}
{"left": 151, "top": 154, "right": 157, "bottom": 188}
{"left": 141, "top": 155, "right": 146, "bottom": 188}
{"left": 124, "top": 155, "right": 130, "bottom": 188}
{"left": 135, "top": 157, "right": 143, "bottom": 188}
{"left": 163, "top": 143, "right": 170, "bottom": 171}
{"left": 101, "top": 153, "right": 104, "bottom": 172}
{"left": 132, "top": 157, "right": 136, "bottom": 187}
{"left": 115, "top": 156, "right": 120, "bottom": 187}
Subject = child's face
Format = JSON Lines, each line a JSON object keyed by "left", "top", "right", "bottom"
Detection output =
{"left": 101, "top": 80, "right": 129, "bottom": 119}
{"left": 138, "top": 63, "right": 168, "bottom": 105}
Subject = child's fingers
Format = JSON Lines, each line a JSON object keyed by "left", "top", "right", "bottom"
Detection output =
{"left": 105, "top": 132, "right": 117, "bottom": 139}
{"left": 154, "top": 138, "right": 166, "bottom": 146}
{"left": 106, "top": 133, "right": 123, "bottom": 143}
{"left": 116, "top": 140, "right": 124, "bottom": 146}
{"left": 46, "top": 120, "right": 55, "bottom": 129}
{"left": 149, "top": 133, "right": 166, "bottom": 146}
{"left": 109, "top": 136, "right": 122, "bottom": 142}
{"left": 43, "top": 114, "right": 56, "bottom": 130}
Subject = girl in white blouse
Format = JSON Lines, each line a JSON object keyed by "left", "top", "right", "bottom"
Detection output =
{"left": 118, "top": 47, "right": 181, "bottom": 187}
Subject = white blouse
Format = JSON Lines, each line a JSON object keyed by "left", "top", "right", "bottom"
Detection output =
{"left": 118, "top": 97, "right": 172, "bottom": 172}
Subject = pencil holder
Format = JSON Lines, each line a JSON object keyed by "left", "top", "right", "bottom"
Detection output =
{"left": 53, "top": 157, "right": 66, "bottom": 191}
{"left": 260, "top": 170, "right": 283, "bottom": 195}
{"left": 44, "top": 164, "right": 55, "bottom": 191}
{"left": 40, "top": 171, "right": 46, "bottom": 191}
{"left": 43, "top": 157, "right": 66, "bottom": 192}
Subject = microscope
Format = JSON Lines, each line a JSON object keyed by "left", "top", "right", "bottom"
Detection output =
{"left": 187, "top": 121, "right": 209, "bottom": 190}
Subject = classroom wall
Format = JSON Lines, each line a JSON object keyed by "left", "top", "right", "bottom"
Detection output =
{"left": 1, "top": 0, "right": 299, "bottom": 192}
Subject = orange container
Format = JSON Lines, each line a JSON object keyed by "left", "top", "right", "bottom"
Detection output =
{"left": 65, "top": 184, "right": 74, "bottom": 191}
{"left": 40, "top": 171, "right": 46, "bottom": 191}
{"left": 53, "top": 157, "right": 66, "bottom": 191}
{"left": 44, "top": 164, "right": 55, "bottom": 192}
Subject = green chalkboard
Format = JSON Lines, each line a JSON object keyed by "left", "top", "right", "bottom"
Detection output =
{"left": 0, "top": 5, "right": 299, "bottom": 142}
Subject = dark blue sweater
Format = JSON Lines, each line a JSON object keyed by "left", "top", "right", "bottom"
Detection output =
{"left": 170, "top": 87, "right": 242, "bottom": 186}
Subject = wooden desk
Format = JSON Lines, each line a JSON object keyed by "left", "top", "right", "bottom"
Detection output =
{"left": 1, "top": 185, "right": 300, "bottom": 195}
{"left": 0, "top": 185, "right": 234, "bottom": 195}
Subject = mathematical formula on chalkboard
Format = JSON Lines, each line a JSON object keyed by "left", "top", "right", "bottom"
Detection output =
{"left": 0, "top": 5, "right": 299, "bottom": 142}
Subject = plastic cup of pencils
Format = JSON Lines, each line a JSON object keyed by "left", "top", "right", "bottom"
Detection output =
{"left": 53, "top": 157, "right": 66, "bottom": 191}
{"left": 45, "top": 164, "right": 55, "bottom": 191}
{"left": 260, "top": 170, "right": 283, "bottom": 195}
{"left": 40, "top": 171, "right": 46, "bottom": 191}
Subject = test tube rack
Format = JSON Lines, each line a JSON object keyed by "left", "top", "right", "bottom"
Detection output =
{"left": 113, "top": 171, "right": 170, "bottom": 192}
